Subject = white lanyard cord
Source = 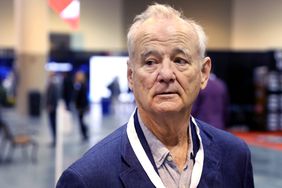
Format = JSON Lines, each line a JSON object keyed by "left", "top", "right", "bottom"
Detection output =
{"left": 126, "top": 111, "right": 204, "bottom": 188}
{"left": 190, "top": 117, "right": 204, "bottom": 188}
{"left": 127, "top": 112, "right": 165, "bottom": 188}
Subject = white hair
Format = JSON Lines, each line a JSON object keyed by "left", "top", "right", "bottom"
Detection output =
{"left": 127, "top": 3, "right": 207, "bottom": 59}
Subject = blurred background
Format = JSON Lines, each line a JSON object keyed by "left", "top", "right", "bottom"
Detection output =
{"left": 0, "top": 0, "right": 282, "bottom": 187}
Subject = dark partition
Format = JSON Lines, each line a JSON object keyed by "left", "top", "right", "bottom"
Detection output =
{"left": 207, "top": 50, "right": 275, "bottom": 130}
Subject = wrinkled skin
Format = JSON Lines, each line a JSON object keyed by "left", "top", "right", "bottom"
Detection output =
{"left": 128, "top": 17, "right": 211, "bottom": 120}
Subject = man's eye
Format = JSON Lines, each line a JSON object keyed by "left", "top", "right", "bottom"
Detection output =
{"left": 174, "top": 58, "right": 188, "bottom": 65}
{"left": 145, "top": 60, "right": 156, "bottom": 66}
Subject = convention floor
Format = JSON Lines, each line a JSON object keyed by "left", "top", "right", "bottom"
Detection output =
{"left": 0, "top": 103, "right": 282, "bottom": 188}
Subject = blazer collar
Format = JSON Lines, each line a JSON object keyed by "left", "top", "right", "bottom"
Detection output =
{"left": 196, "top": 119, "right": 222, "bottom": 187}
{"left": 119, "top": 111, "right": 156, "bottom": 188}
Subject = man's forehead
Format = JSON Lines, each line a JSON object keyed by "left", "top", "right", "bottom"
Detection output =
{"left": 135, "top": 32, "right": 197, "bottom": 55}
{"left": 140, "top": 47, "right": 190, "bottom": 57}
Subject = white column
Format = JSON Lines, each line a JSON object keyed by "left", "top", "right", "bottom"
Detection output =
{"left": 14, "top": 0, "right": 49, "bottom": 115}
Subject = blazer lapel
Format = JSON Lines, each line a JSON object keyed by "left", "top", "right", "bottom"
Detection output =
{"left": 119, "top": 114, "right": 156, "bottom": 188}
{"left": 197, "top": 122, "right": 222, "bottom": 188}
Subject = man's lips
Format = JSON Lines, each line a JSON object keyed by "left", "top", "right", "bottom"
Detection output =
{"left": 155, "top": 91, "right": 179, "bottom": 96}
{"left": 158, "top": 92, "right": 176, "bottom": 95}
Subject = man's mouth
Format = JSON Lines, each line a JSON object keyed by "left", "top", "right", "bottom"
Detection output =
{"left": 156, "top": 91, "right": 178, "bottom": 96}
{"left": 159, "top": 92, "right": 175, "bottom": 95}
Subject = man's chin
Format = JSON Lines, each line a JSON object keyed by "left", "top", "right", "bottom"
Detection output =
{"left": 152, "top": 103, "right": 182, "bottom": 114}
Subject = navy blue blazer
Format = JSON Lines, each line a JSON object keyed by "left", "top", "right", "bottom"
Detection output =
{"left": 56, "top": 114, "right": 254, "bottom": 188}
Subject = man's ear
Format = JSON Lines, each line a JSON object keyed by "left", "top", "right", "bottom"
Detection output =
{"left": 200, "top": 57, "right": 211, "bottom": 89}
{"left": 127, "top": 60, "right": 133, "bottom": 91}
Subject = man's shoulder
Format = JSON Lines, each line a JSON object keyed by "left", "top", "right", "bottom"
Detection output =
{"left": 195, "top": 120, "right": 254, "bottom": 188}
{"left": 57, "top": 124, "right": 128, "bottom": 187}
{"left": 196, "top": 119, "right": 248, "bottom": 150}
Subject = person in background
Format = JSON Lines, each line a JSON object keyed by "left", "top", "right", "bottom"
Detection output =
{"left": 62, "top": 72, "right": 73, "bottom": 111}
{"left": 107, "top": 76, "right": 121, "bottom": 113}
{"left": 192, "top": 73, "right": 229, "bottom": 130}
{"left": 0, "top": 80, "right": 6, "bottom": 106}
{"left": 73, "top": 71, "right": 89, "bottom": 141}
{"left": 45, "top": 72, "right": 59, "bottom": 147}
{"left": 57, "top": 3, "right": 254, "bottom": 188}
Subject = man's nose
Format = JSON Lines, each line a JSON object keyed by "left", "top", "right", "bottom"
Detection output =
{"left": 157, "top": 60, "right": 176, "bottom": 83}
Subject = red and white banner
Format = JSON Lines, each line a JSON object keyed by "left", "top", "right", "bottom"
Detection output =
{"left": 48, "top": 0, "right": 80, "bottom": 30}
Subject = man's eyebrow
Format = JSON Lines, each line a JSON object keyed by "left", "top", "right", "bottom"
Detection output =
{"left": 172, "top": 47, "right": 192, "bottom": 59}
{"left": 140, "top": 49, "right": 162, "bottom": 59}
{"left": 172, "top": 47, "right": 189, "bottom": 56}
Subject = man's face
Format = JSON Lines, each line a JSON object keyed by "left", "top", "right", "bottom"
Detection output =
{"left": 128, "top": 18, "right": 211, "bottom": 115}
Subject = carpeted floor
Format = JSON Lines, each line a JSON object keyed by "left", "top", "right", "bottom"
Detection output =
{"left": 231, "top": 131, "right": 282, "bottom": 151}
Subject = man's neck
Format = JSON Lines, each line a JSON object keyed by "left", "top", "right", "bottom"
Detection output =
{"left": 138, "top": 110, "right": 190, "bottom": 170}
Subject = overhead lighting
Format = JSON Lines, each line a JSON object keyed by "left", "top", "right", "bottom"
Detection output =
{"left": 45, "top": 62, "right": 73, "bottom": 72}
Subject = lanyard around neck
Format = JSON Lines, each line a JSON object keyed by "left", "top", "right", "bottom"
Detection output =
{"left": 126, "top": 110, "right": 204, "bottom": 188}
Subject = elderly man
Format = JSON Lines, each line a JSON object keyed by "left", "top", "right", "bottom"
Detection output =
{"left": 56, "top": 3, "right": 254, "bottom": 188}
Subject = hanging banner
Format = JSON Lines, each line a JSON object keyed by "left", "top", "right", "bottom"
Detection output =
{"left": 48, "top": 0, "right": 80, "bottom": 30}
